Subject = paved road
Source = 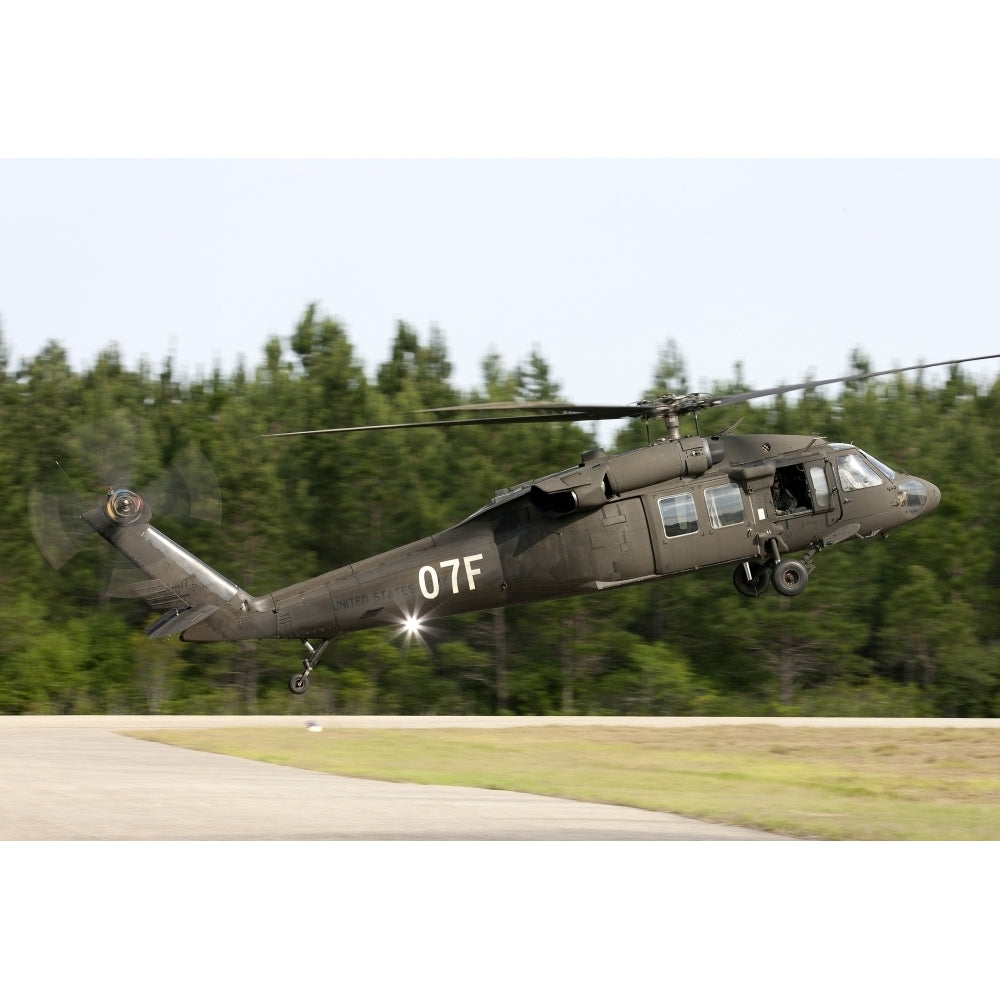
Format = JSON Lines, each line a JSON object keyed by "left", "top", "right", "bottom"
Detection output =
{"left": 0, "top": 716, "right": 799, "bottom": 840}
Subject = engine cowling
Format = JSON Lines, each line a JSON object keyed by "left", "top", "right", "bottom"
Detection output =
{"left": 602, "top": 436, "right": 722, "bottom": 495}
{"left": 531, "top": 437, "right": 723, "bottom": 514}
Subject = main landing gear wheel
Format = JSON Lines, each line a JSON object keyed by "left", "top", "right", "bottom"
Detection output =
{"left": 771, "top": 558, "right": 810, "bottom": 597}
{"left": 734, "top": 560, "right": 772, "bottom": 598}
{"left": 289, "top": 673, "right": 310, "bottom": 695}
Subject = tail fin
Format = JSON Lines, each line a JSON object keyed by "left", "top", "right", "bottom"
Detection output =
{"left": 81, "top": 488, "right": 262, "bottom": 640}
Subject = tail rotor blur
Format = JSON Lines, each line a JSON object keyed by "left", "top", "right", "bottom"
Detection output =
{"left": 28, "top": 418, "right": 222, "bottom": 576}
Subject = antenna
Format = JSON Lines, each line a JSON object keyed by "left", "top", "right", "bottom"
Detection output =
{"left": 55, "top": 460, "right": 87, "bottom": 502}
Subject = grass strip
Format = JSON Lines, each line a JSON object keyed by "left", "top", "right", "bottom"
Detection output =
{"left": 132, "top": 724, "right": 1000, "bottom": 840}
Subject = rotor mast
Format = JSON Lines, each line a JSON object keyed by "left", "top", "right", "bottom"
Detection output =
{"left": 664, "top": 409, "right": 681, "bottom": 441}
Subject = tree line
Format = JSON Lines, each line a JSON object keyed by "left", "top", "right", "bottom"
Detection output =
{"left": 2, "top": 308, "right": 998, "bottom": 716}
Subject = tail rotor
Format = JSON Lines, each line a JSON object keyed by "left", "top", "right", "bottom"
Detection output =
{"left": 28, "top": 418, "right": 222, "bottom": 580}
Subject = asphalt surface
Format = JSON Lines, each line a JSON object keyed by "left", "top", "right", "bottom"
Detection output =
{"left": 0, "top": 715, "right": 803, "bottom": 840}
{"left": 7, "top": 715, "right": 997, "bottom": 841}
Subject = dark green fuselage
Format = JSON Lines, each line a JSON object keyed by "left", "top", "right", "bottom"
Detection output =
{"left": 153, "top": 431, "right": 937, "bottom": 644}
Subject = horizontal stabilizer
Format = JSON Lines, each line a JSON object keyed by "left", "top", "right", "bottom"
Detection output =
{"left": 146, "top": 604, "right": 220, "bottom": 639}
{"left": 125, "top": 576, "right": 190, "bottom": 610}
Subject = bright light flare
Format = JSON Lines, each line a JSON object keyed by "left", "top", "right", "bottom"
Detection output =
{"left": 402, "top": 614, "right": 423, "bottom": 636}
{"left": 391, "top": 607, "right": 433, "bottom": 649}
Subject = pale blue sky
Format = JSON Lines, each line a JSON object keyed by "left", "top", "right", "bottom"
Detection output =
{"left": 2, "top": 8, "right": 999, "bottom": 443}
{"left": 2, "top": 159, "right": 998, "bottom": 425}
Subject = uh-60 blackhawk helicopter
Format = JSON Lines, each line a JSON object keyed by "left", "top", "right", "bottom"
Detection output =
{"left": 77, "top": 354, "right": 997, "bottom": 694}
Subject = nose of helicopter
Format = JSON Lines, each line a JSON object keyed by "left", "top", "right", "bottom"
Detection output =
{"left": 925, "top": 480, "right": 941, "bottom": 512}
{"left": 898, "top": 476, "right": 940, "bottom": 519}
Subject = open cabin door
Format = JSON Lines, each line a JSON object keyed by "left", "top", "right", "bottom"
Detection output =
{"left": 767, "top": 458, "right": 843, "bottom": 528}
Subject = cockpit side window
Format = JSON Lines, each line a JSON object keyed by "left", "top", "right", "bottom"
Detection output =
{"left": 809, "top": 465, "right": 832, "bottom": 508}
{"left": 836, "top": 451, "right": 884, "bottom": 491}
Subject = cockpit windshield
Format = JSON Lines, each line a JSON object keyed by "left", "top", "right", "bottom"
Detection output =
{"left": 858, "top": 449, "right": 895, "bottom": 481}
{"left": 830, "top": 443, "right": 895, "bottom": 491}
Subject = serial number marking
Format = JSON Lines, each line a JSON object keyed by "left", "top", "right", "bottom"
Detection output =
{"left": 418, "top": 553, "right": 484, "bottom": 600}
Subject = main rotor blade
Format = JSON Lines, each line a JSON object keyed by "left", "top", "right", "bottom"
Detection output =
{"left": 416, "top": 401, "right": 645, "bottom": 418}
{"left": 714, "top": 353, "right": 1000, "bottom": 407}
{"left": 263, "top": 352, "right": 1000, "bottom": 438}
{"left": 262, "top": 409, "right": 630, "bottom": 437}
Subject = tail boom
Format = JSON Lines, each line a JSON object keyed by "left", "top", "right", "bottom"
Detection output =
{"left": 81, "top": 489, "right": 271, "bottom": 641}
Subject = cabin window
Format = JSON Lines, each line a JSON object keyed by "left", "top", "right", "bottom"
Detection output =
{"left": 658, "top": 492, "right": 699, "bottom": 538}
{"left": 836, "top": 452, "right": 884, "bottom": 491}
{"left": 705, "top": 483, "right": 745, "bottom": 529}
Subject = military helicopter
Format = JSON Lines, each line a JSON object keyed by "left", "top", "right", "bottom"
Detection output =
{"left": 76, "top": 354, "right": 997, "bottom": 694}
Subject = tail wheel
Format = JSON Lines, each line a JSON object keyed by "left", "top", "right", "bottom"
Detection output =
{"left": 289, "top": 673, "right": 310, "bottom": 695}
{"left": 772, "top": 558, "right": 809, "bottom": 597}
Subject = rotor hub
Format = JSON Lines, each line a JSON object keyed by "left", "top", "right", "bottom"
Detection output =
{"left": 104, "top": 487, "right": 148, "bottom": 526}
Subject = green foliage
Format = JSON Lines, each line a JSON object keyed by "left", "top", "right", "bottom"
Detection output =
{"left": 2, "top": 311, "right": 998, "bottom": 716}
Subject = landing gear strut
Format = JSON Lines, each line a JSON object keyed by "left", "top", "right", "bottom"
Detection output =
{"left": 289, "top": 638, "right": 332, "bottom": 695}
{"left": 734, "top": 542, "right": 819, "bottom": 599}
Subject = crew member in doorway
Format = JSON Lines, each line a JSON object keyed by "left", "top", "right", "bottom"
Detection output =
{"left": 771, "top": 479, "right": 796, "bottom": 514}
